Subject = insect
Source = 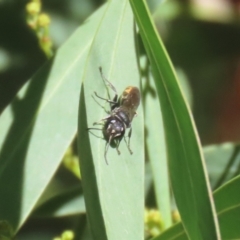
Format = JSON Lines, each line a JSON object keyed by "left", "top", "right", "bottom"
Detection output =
{"left": 87, "top": 67, "right": 140, "bottom": 164}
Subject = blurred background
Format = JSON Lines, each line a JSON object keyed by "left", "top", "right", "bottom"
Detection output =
{"left": 1, "top": 0, "right": 240, "bottom": 146}
{"left": 1, "top": 0, "right": 240, "bottom": 239}
{"left": 153, "top": 0, "right": 240, "bottom": 145}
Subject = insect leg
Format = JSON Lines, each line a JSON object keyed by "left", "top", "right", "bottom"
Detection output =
{"left": 87, "top": 127, "right": 102, "bottom": 130}
{"left": 92, "top": 115, "right": 111, "bottom": 125}
{"left": 124, "top": 127, "right": 133, "bottom": 154}
{"left": 115, "top": 139, "right": 121, "bottom": 155}
{"left": 104, "top": 135, "right": 113, "bottom": 165}
{"left": 87, "top": 128, "right": 104, "bottom": 139}
{"left": 92, "top": 94, "right": 111, "bottom": 114}
{"left": 99, "top": 67, "right": 118, "bottom": 95}
{"left": 99, "top": 67, "right": 118, "bottom": 110}
{"left": 94, "top": 92, "right": 117, "bottom": 105}
{"left": 93, "top": 121, "right": 104, "bottom": 126}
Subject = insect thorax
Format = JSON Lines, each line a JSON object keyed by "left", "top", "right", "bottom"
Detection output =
{"left": 111, "top": 106, "right": 133, "bottom": 127}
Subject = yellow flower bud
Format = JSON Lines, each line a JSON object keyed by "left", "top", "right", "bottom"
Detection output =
{"left": 26, "top": 2, "right": 41, "bottom": 15}
{"left": 37, "top": 13, "right": 51, "bottom": 27}
{"left": 61, "top": 230, "right": 74, "bottom": 240}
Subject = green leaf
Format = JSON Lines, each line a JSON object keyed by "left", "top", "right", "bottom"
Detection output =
{"left": 33, "top": 186, "right": 85, "bottom": 218}
{"left": 204, "top": 143, "right": 240, "bottom": 189}
{"left": 153, "top": 223, "right": 187, "bottom": 240}
{"left": 78, "top": 1, "right": 144, "bottom": 240}
{"left": 215, "top": 175, "right": 240, "bottom": 239}
{"left": 0, "top": 4, "right": 106, "bottom": 233}
{"left": 129, "top": 1, "right": 220, "bottom": 239}
{"left": 153, "top": 175, "right": 240, "bottom": 240}
{"left": 143, "top": 71, "right": 172, "bottom": 227}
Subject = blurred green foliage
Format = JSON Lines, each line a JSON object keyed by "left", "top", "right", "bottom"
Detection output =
{"left": 154, "top": 0, "right": 240, "bottom": 145}
{"left": 0, "top": 0, "right": 102, "bottom": 114}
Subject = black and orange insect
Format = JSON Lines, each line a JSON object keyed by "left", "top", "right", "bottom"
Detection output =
{"left": 87, "top": 67, "right": 140, "bottom": 164}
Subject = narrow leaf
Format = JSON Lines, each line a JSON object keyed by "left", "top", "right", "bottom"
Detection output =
{"left": 78, "top": 1, "right": 144, "bottom": 239}
{"left": 143, "top": 72, "right": 172, "bottom": 227}
{"left": 0, "top": 5, "right": 106, "bottom": 232}
{"left": 154, "top": 175, "right": 240, "bottom": 240}
{"left": 129, "top": 1, "right": 220, "bottom": 239}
